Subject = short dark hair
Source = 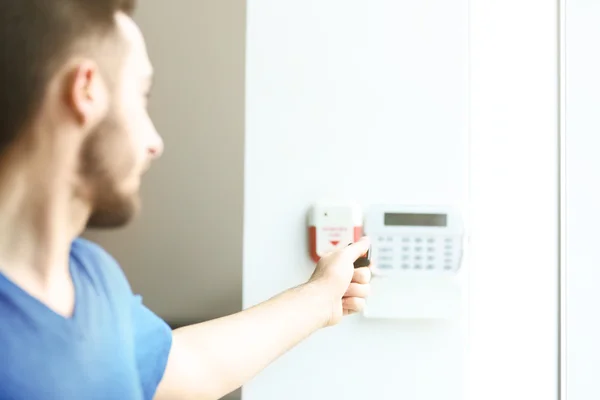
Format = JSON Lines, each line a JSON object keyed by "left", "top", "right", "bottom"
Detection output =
{"left": 0, "top": 0, "right": 137, "bottom": 155}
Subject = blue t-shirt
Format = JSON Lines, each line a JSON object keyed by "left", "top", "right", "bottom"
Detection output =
{"left": 0, "top": 238, "right": 173, "bottom": 400}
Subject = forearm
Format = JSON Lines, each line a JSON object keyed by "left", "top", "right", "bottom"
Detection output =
{"left": 156, "top": 282, "right": 330, "bottom": 400}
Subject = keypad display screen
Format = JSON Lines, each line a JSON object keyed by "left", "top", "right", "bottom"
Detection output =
{"left": 384, "top": 213, "right": 447, "bottom": 227}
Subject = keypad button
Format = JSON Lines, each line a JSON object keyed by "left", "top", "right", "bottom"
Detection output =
{"left": 444, "top": 264, "right": 452, "bottom": 270}
{"left": 402, "top": 237, "right": 411, "bottom": 243}
{"left": 378, "top": 247, "right": 393, "bottom": 253}
{"left": 427, "top": 247, "right": 435, "bottom": 252}
{"left": 402, "top": 255, "right": 410, "bottom": 261}
{"left": 386, "top": 236, "right": 394, "bottom": 242}
{"left": 402, "top": 246, "right": 410, "bottom": 252}
{"left": 414, "top": 256, "right": 422, "bottom": 261}
{"left": 380, "top": 264, "right": 393, "bottom": 269}
{"left": 401, "top": 264, "right": 410, "bottom": 269}
{"left": 379, "top": 256, "right": 393, "bottom": 262}
{"left": 426, "top": 264, "right": 435, "bottom": 270}
{"left": 427, "top": 256, "right": 435, "bottom": 261}
{"left": 415, "top": 238, "right": 423, "bottom": 243}
{"left": 377, "top": 236, "right": 386, "bottom": 242}
{"left": 414, "top": 264, "right": 422, "bottom": 269}
{"left": 414, "top": 246, "right": 422, "bottom": 252}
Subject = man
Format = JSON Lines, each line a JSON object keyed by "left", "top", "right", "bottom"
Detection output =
{"left": 0, "top": 1, "right": 372, "bottom": 399}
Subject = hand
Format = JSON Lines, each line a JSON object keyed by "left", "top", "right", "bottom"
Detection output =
{"left": 308, "top": 237, "right": 372, "bottom": 327}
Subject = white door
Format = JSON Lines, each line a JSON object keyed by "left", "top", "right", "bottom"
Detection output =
{"left": 469, "top": 1, "right": 560, "bottom": 399}
{"left": 563, "top": 0, "right": 600, "bottom": 398}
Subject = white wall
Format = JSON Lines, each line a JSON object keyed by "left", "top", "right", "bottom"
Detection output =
{"left": 243, "top": 1, "right": 469, "bottom": 399}
{"left": 563, "top": 0, "right": 600, "bottom": 398}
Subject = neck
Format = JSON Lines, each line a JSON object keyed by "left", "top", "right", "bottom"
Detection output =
{"left": 0, "top": 134, "right": 90, "bottom": 314}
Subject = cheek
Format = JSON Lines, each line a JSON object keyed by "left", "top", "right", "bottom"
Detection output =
{"left": 117, "top": 108, "right": 152, "bottom": 169}
{"left": 120, "top": 97, "right": 158, "bottom": 160}
{"left": 79, "top": 114, "right": 137, "bottom": 194}
{"left": 80, "top": 94, "right": 151, "bottom": 195}
{"left": 125, "top": 115, "right": 147, "bottom": 165}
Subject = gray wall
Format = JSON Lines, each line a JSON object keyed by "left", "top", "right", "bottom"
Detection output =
{"left": 85, "top": 0, "right": 246, "bottom": 325}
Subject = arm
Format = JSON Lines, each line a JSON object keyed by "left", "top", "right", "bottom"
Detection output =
{"left": 153, "top": 238, "right": 372, "bottom": 400}
{"left": 155, "top": 282, "right": 330, "bottom": 400}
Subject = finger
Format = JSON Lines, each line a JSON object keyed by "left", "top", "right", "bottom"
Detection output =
{"left": 352, "top": 267, "right": 371, "bottom": 284}
{"left": 344, "top": 282, "right": 370, "bottom": 298}
{"left": 342, "top": 297, "right": 366, "bottom": 313}
{"left": 344, "top": 236, "right": 371, "bottom": 260}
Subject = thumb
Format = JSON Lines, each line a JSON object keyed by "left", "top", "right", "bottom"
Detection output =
{"left": 344, "top": 237, "right": 371, "bottom": 260}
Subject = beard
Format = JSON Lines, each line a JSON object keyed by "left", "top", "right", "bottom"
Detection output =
{"left": 79, "top": 108, "right": 141, "bottom": 229}
{"left": 85, "top": 180, "right": 140, "bottom": 229}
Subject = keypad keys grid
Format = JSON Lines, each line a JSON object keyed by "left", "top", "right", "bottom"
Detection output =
{"left": 374, "top": 235, "right": 461, "bottom": 272}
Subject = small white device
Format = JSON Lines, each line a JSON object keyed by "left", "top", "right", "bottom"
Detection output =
{"left": 365, "top": 205, "right": 464, "bottom": 274}
{"left": 307, "top": 202, "right": 363, "bottom": 262}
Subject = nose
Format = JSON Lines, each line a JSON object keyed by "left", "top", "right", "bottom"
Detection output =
{"left": 148, "top": 131, "right": 164, "bottom": 160}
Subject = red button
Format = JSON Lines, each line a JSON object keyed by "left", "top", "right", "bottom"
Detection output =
{"left": 330, "top": 241, "right": 340, "bottom": 246}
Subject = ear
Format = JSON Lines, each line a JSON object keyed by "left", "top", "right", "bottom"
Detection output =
{"left": 66, "top": 60, "right": 110, "bottom": 127}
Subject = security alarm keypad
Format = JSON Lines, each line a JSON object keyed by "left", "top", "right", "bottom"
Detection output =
{"left": 366, "top": 206, "right": 464, "bottom": 273}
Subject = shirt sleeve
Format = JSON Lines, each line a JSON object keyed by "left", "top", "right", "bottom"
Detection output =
{"left": 131, "top": 294, "right": 173, "bottom": 400}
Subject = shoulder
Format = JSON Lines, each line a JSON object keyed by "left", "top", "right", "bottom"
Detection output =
{"left": 70, "top": 237, "right": 132, "bottom": 295}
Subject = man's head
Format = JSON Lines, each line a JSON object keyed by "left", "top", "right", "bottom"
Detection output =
{"left": 0, "top": 0, "right": 163, "bottom": 229}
